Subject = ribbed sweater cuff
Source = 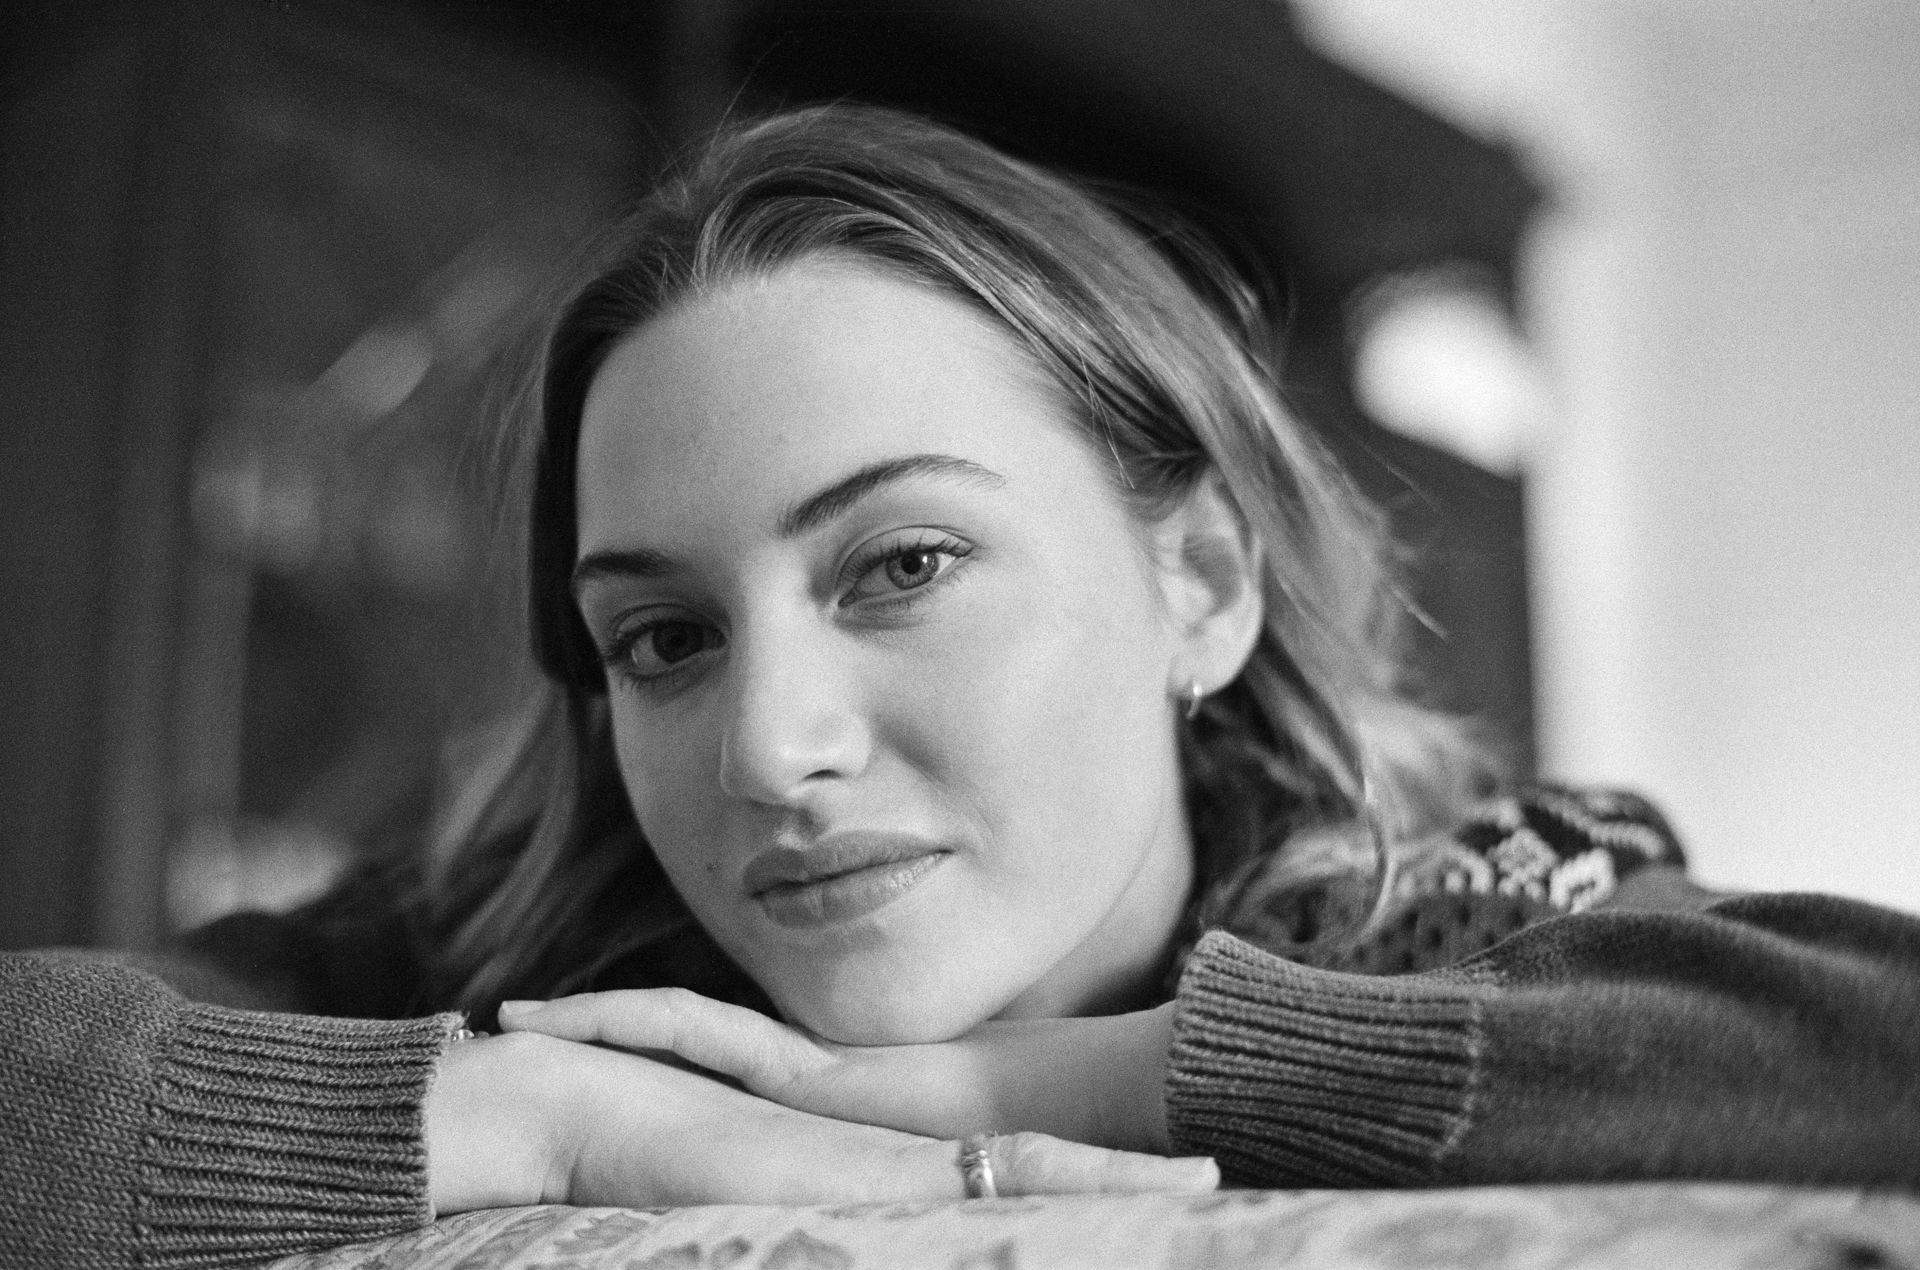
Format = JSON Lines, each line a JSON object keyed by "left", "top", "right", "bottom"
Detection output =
{"left": 1166, "top": 930, "right": 1480, "bottom": 1187}
{"left": 137, "top": 1002, "right": 460, "bottom": 1269}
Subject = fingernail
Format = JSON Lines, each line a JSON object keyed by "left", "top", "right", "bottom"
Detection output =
{"left": 497, "top": 1000, "right": 545, "bottom": 1020}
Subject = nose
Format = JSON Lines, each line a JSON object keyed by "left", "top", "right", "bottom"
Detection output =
{"left": 716, "top": 624, "right": 872, "bottom": 807}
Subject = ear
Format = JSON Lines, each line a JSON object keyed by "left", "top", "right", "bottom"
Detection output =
{"left": 1150, "top": 473, "right": 1264, "bottom": 702}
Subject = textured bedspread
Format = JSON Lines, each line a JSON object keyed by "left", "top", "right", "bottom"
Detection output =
{"left": 273, "top": 1183, "right": 1920, "bottom": 1269}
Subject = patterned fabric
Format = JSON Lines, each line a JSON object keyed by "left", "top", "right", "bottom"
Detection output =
{"left": 1194, "top": 785, "right": 1686, "bottom": 977}
{"left": 268, "top": 1185, "right": 1920, "bottom": 1270}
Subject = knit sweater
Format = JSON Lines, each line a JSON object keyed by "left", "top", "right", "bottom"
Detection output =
{"left": 1165, "top": 787, "right": 1920, "bottom": 1184}
{"left": 3, "top": 786, "right": 1917, "bottom": 1267}
{"left": 0, "top": 952, "right": 456, "bottom": 1268}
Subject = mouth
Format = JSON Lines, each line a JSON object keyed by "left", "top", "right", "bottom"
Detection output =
{"left": 744, "top": 833, "right": 953, "bottom": 929}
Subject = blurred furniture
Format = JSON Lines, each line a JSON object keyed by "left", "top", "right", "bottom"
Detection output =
{"left": 271, "top": 1185, "right": 1920, "bottom": 1269}
{"left": 0, "top": 0, "right": 637, "bottom": 951}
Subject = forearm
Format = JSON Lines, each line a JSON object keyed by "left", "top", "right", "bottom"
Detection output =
{"left": 1166, "top": 893, "right": 1920, "bottom": 1187}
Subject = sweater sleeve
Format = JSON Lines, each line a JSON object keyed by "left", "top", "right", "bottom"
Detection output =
{"left": 1165, "top": 892, "right": 1920, "bottom": 1188}
{"left": 0, "top": 950, "right": 460, "bottom": 1269}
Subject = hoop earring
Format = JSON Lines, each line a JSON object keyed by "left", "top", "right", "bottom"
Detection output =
{"left": 1183, "top": 678, "right": 1205, "bottom": 721}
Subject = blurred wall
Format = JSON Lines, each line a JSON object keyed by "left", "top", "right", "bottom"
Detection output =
{"left": 1297, "top": 0, "right": 1920, "bottom": 909}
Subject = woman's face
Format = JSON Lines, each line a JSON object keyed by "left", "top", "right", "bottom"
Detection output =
{"left": 573, "top": 258, "right": 1196, "bottom": 1043}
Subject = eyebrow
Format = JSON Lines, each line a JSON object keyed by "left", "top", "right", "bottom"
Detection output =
{"left": 777, "top": 453, "right": 1005, "bottom": 538}
{"left": 571, "top": 453, "right": 1005, "bottom": 595}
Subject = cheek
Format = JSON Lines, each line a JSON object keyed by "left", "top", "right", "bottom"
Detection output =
{"left": 608, "top": 706, "right": 726, "bottom": 884}
{"left": 905, "top": 565, "right": 1176, "bottom": 874}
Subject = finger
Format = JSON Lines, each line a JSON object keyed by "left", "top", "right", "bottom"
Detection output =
{"left": 977, "top": 1132, "right": 1220, "bottom": 1198}
{"left": 826, "top": 1133, "right": 1215, "bottom": 1207}
{"left": 499, "top": 989, "right": 827, "bottom": 1095}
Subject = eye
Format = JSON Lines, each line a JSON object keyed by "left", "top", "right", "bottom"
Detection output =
{"left": 602, "top": 615, "right": 726, "bottom": 685}
{"left": 842, "top": 532, "right": 972, "bottom": 604}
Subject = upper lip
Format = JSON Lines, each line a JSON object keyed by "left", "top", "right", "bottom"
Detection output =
{"left": 742, "top": 832, "right": 952, "bottom": 896}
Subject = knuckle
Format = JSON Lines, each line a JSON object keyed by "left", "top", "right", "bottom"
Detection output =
{"left": 1096, "top": 1149, "right": 1139, "bottom": 1184}
{"left": 995, "top": 1131, "right": 1051, "bottom": 1176}
{"left": 657, "top": 987, "right": 702, "bottom": 1046}
{"left": 659, "top": 987, "right": 701, "bottom": 1024}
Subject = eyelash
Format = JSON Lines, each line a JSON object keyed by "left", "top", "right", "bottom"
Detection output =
{"left": 597, "top": 531, "right": 974, "bottom": 692}
{"left": 839, "top": 530, "right": 973, "bottom": 606}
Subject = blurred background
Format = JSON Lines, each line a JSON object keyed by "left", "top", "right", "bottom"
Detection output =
{"left": 1, "top": 0, "right": 1914, "bottom": 953}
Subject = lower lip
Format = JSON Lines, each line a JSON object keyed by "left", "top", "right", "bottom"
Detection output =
{"left": 756, "top": 853, "right": 949, "bottom": 929}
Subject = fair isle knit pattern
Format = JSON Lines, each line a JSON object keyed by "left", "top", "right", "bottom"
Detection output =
{"left": 1160, "top": 785, "right": 1689, "bottom": 1186}
{"left": 1198, "top": 784, "right": 1686, "bottom": 977}
{"left": 1165, "top": 788, "right": 1920, "bottom": 1191}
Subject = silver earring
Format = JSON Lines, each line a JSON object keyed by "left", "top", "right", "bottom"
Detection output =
{"left": 1183, "top": 678, "right": 1205, "bottom": 721}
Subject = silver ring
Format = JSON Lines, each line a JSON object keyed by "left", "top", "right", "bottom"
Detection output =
{"left": 958, "top": 1133, "right": 998, "bottom": 1199}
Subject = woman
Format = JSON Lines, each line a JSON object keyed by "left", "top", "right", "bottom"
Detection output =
{"left": 3, "top": 104, "right": 1915, "bottom": 1268}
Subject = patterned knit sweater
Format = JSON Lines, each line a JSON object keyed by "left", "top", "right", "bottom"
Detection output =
{"left": 3, "top": 786, "right": 1917, "bottom": 1267}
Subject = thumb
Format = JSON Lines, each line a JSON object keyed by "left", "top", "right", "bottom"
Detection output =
{"left": 498, "top": 988, "right": 827, "bottom": 1096}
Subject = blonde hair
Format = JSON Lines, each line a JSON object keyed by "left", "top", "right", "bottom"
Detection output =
{"left": 427, "top": 105, "right": 1497, "bottom": 1011}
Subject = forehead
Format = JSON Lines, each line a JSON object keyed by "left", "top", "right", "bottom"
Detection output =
{"left": 575, "top": 259, "right": 1092, "bottom": 551}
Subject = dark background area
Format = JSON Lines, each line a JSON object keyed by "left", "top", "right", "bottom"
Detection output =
{"left": 0, "top": 0, "right": 1540, "bottom": 951}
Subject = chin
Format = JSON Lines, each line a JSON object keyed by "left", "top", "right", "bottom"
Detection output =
{"left": 769, "top": 959, "right": 1005, "bottom": 1045}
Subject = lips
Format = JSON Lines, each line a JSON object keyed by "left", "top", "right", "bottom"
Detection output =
{"left": 744, "top": 832, "right": 952, "bottom": 928}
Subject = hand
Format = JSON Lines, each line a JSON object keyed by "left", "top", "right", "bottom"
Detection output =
{"left": 496, "top": 991, "right": 1185, "bottom": 1156}
{"left": 423, "top": 1029, "right": 1214, "bottom": 1215}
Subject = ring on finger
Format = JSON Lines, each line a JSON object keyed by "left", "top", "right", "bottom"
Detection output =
{"left": 958, "top": 1133, "right": 998, "bottom": 1200}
